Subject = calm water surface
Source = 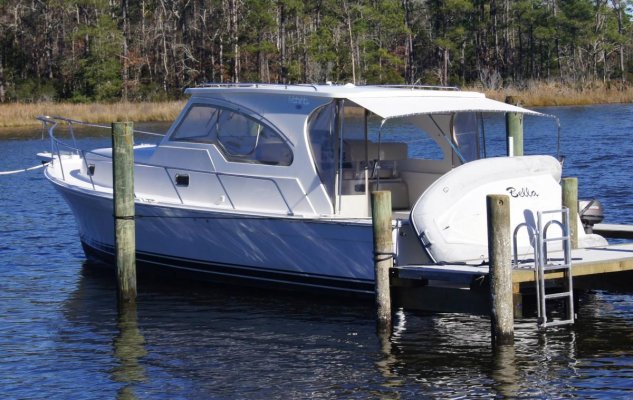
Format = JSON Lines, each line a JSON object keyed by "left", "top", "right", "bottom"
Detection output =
{"left": 1, "top": 106, "right": 633, "bottom": 399}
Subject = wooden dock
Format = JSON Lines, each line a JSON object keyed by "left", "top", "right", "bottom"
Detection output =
{"left": 513, "top": 242, "right": 633, "bottom": 285}
{"left": 391, "top": 242, "right": 633, "bottom": 316}
{"left": 370, "top": 186, "right": 633, "bottom": 338}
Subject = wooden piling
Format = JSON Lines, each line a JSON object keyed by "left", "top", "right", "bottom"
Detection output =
{"left": 505, "top": 96, "right": 524, "bottom": 157}
{"left": 512, "top": 283, "right": 523, "bottom": 319}
{"left": 112, "top": 121, "right": 137, "bottom": 303}
{"left": 487, "top": 194, "right": 514, "bottom": 345}
{"left": 371, "top": 190, "right": 393, "bottom": 333}
{"left": 562, "top": 177, "right": 579, "bottom": 249}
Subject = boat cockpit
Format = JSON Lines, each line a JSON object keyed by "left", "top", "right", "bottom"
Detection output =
{"left": 308, "top": 99, "right": 493, "bottom": 218}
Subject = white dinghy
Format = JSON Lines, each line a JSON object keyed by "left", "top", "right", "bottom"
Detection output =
{"left": 39, "top": 84, "right": 606, "bottom": 295}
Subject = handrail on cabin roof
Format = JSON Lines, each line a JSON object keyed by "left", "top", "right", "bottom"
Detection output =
{"left": 193, "top": 83, "right": 461, "bottom": 92}
{"left": 194, "top": 82, "right": 320, "bottom": 91}
{"left": 368, "top": 84, "right": 461, "bottom": 91}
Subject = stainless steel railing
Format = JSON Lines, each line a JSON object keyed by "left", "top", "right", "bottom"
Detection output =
{"left": 38, "top": 115, "right": 165, "bottom": 188}
{"left": 37, "top": 115, "right": 303, "bottom": 216}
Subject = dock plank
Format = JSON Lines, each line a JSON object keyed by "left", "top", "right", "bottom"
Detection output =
{"left": 513, "top": 243, "right": 633, "bottom": 283}
{"left": 394, "top": 243, "right": 633, "bottom": 285}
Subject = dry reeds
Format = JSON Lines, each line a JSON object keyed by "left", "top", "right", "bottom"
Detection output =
{"left": 0, "top": 82, "right": 632, "bottom": 129}
{"left": 0, "top": 100, "right": 186, "bottom": 128}
{"left": 479, "top": 81, "right": 633, "bottom": 107}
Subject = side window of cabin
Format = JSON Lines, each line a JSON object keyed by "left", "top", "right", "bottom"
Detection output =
{"left": 170, "top": 104, "right": 293, "bottom": 166}
{"left": 452, "top": 112, "right": 481, "bottom": 163}
{"left": 308, "top": 102, "right": 337, "bottom": 199}
{"left": 171, "top": 105, "right": 220, "bottom": 142}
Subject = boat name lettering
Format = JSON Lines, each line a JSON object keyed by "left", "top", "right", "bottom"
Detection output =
{"left": 288, "top": 96, "right": 309, "bottom": 106}
{"left": 506, "top": 186, "right": 539, "bottom": 198}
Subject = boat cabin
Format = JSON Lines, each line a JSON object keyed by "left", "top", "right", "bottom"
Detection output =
{"left": 139, "top": 84, "right": 534, "bottom": 219}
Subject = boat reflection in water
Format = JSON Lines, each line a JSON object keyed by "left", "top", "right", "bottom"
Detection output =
{"left": 61, "top": 263, "right": 633, "bottom": 398}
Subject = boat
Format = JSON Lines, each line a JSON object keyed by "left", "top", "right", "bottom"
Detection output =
{"left": 38, "top": 83, "right": 607, "bottom": 295}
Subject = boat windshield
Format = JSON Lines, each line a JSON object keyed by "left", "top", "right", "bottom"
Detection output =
{"left": 170, "top": 104, "right": 293, "bottom": 166}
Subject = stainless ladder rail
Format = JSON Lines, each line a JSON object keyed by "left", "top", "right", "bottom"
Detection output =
{"left": 535, "top": 208, "right": 575, "bottom": 329}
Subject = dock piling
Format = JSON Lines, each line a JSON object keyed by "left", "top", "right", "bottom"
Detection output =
{"left": 562, "top": 177, "right": 579, "bottom": 249}
{"left": 505, "top": 96, "right": 524, "bottom": 157}
{"left": 487, "top": 194, "right": 514, "bottom": 345}
{"left": 371, "top": 190, "right": 393, "bottom": 333}
{"left": 112, "top": 121, "right": 137, "bottom": 304}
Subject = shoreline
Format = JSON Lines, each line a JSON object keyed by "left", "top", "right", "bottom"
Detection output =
{"left": 0, "top": 100, "right": 186, "bottom": 129}
{"left": 0, "top": 84, "right": 632, "bottom": 129}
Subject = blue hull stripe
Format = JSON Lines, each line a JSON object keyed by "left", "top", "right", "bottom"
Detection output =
{"left": 81, "top": 241, "right": 375, "bottom": 295}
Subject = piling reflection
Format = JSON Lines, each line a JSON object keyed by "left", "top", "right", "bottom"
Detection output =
{"left": 374, "top": 310, "right": 402, "bottom": 390}
{"left": 62, "top": 263, "right": 149, "bottom": 399}
{"left": 378, "top": 311, "right": 592, "bottom": 397}
{"left": 492, "top": 344, "right": 519, "bottom": 398}
{"left": 113, "top": 302, "right": 147, "bottom": 400}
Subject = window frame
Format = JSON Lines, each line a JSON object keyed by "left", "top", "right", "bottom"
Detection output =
{"left": 169, "top": 102, "right": 294, "bottom": 166}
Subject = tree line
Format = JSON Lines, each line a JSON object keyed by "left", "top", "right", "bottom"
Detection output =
{"left": 0, "top": 0, "right": 631, "bottom": 103}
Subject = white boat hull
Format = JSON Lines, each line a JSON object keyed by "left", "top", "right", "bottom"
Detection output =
{"left": 51, "top": 177, "right": 377, "bottom": 295}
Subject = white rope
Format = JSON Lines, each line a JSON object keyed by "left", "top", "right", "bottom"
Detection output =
{"left": 0, "top": 162, "right": 49, "bottom": 175}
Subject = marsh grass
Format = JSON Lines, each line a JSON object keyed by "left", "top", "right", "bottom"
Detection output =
{"left": 480, "top": 81, "right": 633, "bottom": 107}
{"left": 1, "top": 83, "right": 632, "bottom": 129}
{"left": 0, "top": 100, "right": 185, "bottom": 128}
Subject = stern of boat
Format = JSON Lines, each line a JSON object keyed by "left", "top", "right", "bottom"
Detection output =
{"left": 403, "top": 155, "right": 607, "bottom": 264}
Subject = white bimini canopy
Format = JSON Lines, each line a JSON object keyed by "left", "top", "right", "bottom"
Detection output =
{"left": 346, "top": 93, "right": 544, "bottom": 120}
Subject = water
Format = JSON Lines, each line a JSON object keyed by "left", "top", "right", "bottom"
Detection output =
{"left": 1, "top": 107, "right": 633, "bottom": 398}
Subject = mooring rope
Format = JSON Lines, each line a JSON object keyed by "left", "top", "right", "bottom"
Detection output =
{"left": 0, "top": 162, "right": 49, "bottom": 175}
